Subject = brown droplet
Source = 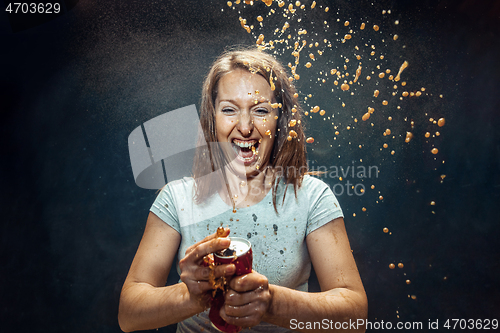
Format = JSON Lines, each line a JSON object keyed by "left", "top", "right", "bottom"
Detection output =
{"left": 379, "top": 195, "right": 384, "bottom": 200}
{"left": 362, "top": 112, "right": 370, "bottom": 121}
{"left": 289, "top": 130, "right": 297, "bottom": 138}
{"left": 217, "top": 227, "right": 225, "bottom": 237}
{"left": 389, "top": 263, "right": 395, "bottom": 269}
{"left": 319, "top": 110, "right": 326, "bottom": 116}
{"left": 383, "top": 227, "right": 389, "bottom": 233}
{"left": 438, "top": 118, "right": 445, "bottom": 127}
{"left": 373, "top": 25, "right": 379, "bottom": 31}
{"left": 312, "top": 106, "right": 320, "bottom": 113}
{"left": 405, "top": 132, "right": 413, "bottom": 143}
{"left": 362, "top": 207, "right": 366, "bottom": 212}
{"left": 306, "top": 137, "right": 314, "bottom": 143}
{"left": 430, "top": 201, "right": 436, "bottom": 206}
{"left": 395, "top": 61, "right": 408, "bottom": 82}
{"left": 406, "top": 279, "right": 411, "bottom": 284}
{"left": 431, "top": 148, "right": 438, "bottom": 154}
{"left": 289, "top": 119, "right": 297, "bottom": 127}
{"left": 373, "top": 90, "right": 379, "bottom": 97}
{"left": 398, "top": 263, "right": 404, "bottom": 268}
{"left": 341, "top": 83, "right": 350, "bottom": 91}
{"left": 360, "top": 22, "right": 365, "bottom": 30}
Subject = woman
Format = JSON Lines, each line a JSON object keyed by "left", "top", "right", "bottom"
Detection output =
{"left": 118, "top": 47, "right": 367, "bottom": 332}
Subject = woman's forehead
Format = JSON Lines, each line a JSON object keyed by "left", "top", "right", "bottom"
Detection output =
{"left": 216, "top": 69, "right": 274, "bottom": 100}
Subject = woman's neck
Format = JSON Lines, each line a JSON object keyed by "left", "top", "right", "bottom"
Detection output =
{"left": 218, "top": 166, "right": 274, "bottom": 209}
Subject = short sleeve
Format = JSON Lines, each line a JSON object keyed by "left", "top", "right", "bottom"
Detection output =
{"left": 150, "top": 184, "right": 181, "bottom": 234}
{"left": 305, "top": 176, "right": 344, "bottom": 236}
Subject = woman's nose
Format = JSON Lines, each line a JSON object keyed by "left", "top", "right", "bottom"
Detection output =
{"left": 237, "top": 112, "right": 254, "bottom": 135}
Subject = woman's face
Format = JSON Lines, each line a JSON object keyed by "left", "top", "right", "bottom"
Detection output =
{"left": 214, "top": 68, "right": 278, "bottom": 176}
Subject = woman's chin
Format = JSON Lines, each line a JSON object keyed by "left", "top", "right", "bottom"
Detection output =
{"left": 226, "top": 154, "right": 262, "bottom": 176}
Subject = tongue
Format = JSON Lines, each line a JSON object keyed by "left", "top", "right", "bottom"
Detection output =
{"left": 239, "top": 147, "right": 254, "bottom": 158}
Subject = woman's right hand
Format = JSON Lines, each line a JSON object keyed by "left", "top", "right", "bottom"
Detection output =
{"left": 179, "top": 228, "right": 236, "bottom": 311}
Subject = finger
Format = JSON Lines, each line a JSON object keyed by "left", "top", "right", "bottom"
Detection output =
{"left": 229, "top": 272, "right": 268, "bottom": 292}
{"left": 214, "top": 263, "right": 236, "bottom": 278}
{"left": 224, "top": 286, "right": 266, "bottom": 307}
{"left": 189, "top": 263, "right": 236, "bottom": 283}
{"left": 184, "top": 237, "right": 231, "bottom": 264}
{"left": 223, "top": 302, "right": 257, "bottom": 318}
{"left": 220, "top": 305, "right": 262, "bottom": 328}
{"left": 184, "top": 227, "right": 230, "bottom": 255}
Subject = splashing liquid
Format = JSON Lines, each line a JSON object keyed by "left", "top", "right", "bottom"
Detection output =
{"left": 226, "top": 0, "right": 447, "bottom": 315}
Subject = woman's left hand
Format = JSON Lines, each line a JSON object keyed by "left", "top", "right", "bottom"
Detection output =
{"left": 220, "top": 271, "right": 272, "bottom": 328}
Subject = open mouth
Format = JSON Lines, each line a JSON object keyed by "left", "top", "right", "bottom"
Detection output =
{"left": 231, "top": 139, "right": 260, "bottom": 164}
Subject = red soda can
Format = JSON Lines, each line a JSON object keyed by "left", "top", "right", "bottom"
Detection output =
{"left": 209, "top": 237, "right": 253, "bottom": 333}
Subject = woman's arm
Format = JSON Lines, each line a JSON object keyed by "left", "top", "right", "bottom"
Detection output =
{"left": 267, "top": 217, "right": 367, "bottom": 332}
{"left": 221, "top": 217, "right": 367, "bottom": 332}
{"left": 118, "top": 212, "right": 234, "bottom": 332}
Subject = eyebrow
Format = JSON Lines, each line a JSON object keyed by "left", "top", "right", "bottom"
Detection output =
{"left": 218, "top": 98, "right": 273, "bottom": 106}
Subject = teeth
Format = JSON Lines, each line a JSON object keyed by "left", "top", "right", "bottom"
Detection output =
{"left": 233, "top": 140, "right": 256, "bottom": 148}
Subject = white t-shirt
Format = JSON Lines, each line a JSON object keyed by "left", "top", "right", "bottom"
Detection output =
{"left": 150, "top": 175, "right": 343, "bottom": 332}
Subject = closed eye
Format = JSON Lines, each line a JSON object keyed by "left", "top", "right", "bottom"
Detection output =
{"left": 253, "top": 108, "right": 270, "bottom": 116}
{"left": 221, "top": 107, "right": 236, "bottom": 114}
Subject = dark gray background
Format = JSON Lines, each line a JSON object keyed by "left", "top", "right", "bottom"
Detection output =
{"left": 1, "top": 0, "right": 499, "bottom": 332}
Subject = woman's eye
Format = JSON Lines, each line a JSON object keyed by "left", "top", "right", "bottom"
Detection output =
{"left": 221, "top": 108, "right": 235, "bottom": 114}
{"left": 254, "top": 108, "right": 270, "bottom": 115}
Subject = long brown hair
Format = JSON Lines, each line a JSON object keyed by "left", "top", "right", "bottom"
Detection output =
{"left": 192, "top": 46, "right": 308, "bottom": 213}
